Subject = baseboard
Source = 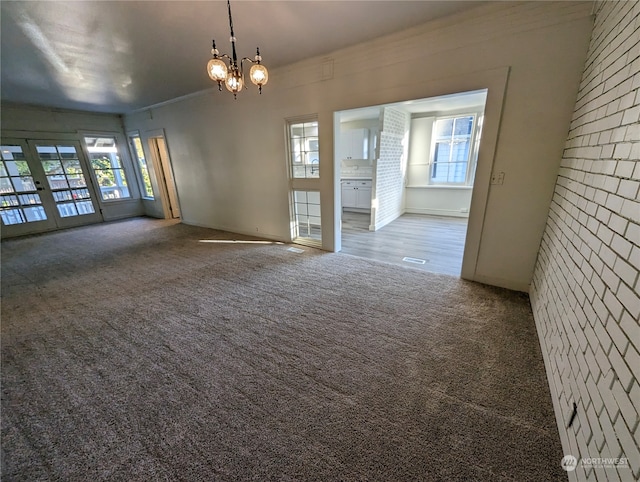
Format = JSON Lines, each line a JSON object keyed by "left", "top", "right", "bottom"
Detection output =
{"left": 371, "top": 209, "right": 404, "bottom": 231}
{"left": 405, "top": 207, "right": 469, "bottom": 218}
{"left": 530, "top": 294, "right": 574, "bottom": 480}
{"left": 342, "top": 208, "right": 371, "bottom": 214}
{"left": 181, "top": 219, "right": 288, "bottom": 243}
{"left": 102, "top": 211, "right": 144, "bottom": 222}
{"left": 471, "top": 273, "right": 530, "bottom": 293}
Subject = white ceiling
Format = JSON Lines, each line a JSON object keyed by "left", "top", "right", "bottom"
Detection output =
{"left": 1, "top": 1, "right": 486, "bottom": 114}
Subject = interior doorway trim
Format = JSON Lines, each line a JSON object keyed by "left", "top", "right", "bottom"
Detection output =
{"left": 331, "top": 66, "right": 510, "bottom": 283}
{"left": 146, "top": 129, "right": 181, "bottom": 220}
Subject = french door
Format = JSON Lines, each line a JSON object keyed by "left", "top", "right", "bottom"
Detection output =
{"left": 1, "top": 139, "right": 103, "bottom": 237}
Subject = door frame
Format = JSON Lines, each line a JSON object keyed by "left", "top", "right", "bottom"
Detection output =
{"left": 285, "top": 115, "right": 323, "bottom": 247}
{"left": 1, "top": 138, "right": 104, "bottom": 238}
{"left": 147, "top": 131, "right": 180, "bottom": 220}
{"left": 26, "top": 139, "right": 104, "bottom": 229}
{"left": 330, "top": 67, "right": 510, "bottom": 282}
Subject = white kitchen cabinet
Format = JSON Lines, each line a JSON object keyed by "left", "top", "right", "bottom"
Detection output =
{"left": 340, "top": 129, "right": 369, "bottom": 160}
{"left": 342, "top": 180, "right": 372, "bottom": 210}
{"left": 341, "top": 184, "right": 357, "bottom": 207}
{"left": 355, "top": 186, "right": 372, "bottom": 209}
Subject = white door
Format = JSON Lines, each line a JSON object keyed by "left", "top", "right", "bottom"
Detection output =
{"left": 149, "top": 137, "right": 180, "bottom": 219}
{"left": 287, "top": 117, "right": 322, "bottom": 246}
{"left": 1, "top": 140, "right": 57, "bottom": 236}
{"left": 1, "top": 139, "right": 103, "bottom": 237}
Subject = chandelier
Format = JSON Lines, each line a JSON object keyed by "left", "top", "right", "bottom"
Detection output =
{"left": 207, "top": 0, "right": 269, "bottom": 98}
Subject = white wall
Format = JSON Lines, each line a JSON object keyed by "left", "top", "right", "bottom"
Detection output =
{"left": 530, "top": 1, "right": 640, "bottom": 480}
{"left": 405, "top": 109, "right": 484, "bottom": 218}
{"left": 1, "top": 103, "right": 144, "bottom": 223}
{"left": 2, "top": 104, "right": 123, "bottom": 133}
{"left": 406, "top": 116, "right": 435, "bottom": 186}
{"left": 405, "top": 187, "right": 473, "bottom": 218}
{"left": 372, "top": 107, "right": 409, "bottom": 230}
{"left": 124, "top": 1, "right": 594, "bottom": 291}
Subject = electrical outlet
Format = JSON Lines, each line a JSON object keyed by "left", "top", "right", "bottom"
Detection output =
{"left": 491, "top": 171, "right": 505, "bottom": 185}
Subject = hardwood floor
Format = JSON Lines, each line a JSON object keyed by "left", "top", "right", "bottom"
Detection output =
{"left": 340, "top": 211, "right": 468, "bottom": 276}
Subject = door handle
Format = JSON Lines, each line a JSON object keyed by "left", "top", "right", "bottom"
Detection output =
{"left": 37, "top": 187, "right": 45, "bottom": 191}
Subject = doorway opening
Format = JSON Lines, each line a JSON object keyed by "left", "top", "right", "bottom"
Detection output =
{"left": 335, "top": 89, "right": 487, "bottom": 276}
{"left": 148, "top": 136, "right": 181, "bottom": 220}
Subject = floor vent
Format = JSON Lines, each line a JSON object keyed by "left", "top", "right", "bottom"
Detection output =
{"left": 287, "top": 247, "right": 305, "bottom": 253}
{"left": 402, "top": 256, "right": 426, "bottom": 265}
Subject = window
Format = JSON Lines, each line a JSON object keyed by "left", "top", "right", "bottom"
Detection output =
{"left": 129, "top": 135, "right": 154, "bottom": 199}
{"left": 292, "top": 190, "right": 321, "bottom": 241}
{"left": 430, "top": 115, "right": 476, "bottom": 185}
{"left": 289, "top": 120, "right": 319, "bottom": 178}
{"left": 84, "top": 136, "right": 130, "bottom": 200}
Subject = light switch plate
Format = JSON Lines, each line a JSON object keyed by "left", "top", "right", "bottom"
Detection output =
{"left": 491, "top": 171, "right": 505, "bottom": 185}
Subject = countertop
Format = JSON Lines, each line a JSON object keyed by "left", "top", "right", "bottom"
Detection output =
{"left": 341, "top": 168, "right": 373, "bottom": 179}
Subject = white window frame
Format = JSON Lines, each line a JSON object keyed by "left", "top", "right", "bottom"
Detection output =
{"left": 81, "top": 132, "right": 136, "bottom": 202}
{"left": 127, "top": 131, "right": 155, "bottom": 200}
{"left": 287, "top": 118, "right": 320, "bottom": 179}
{"left": 291, "top": 189, "right": 322, "bottom": 243}
{"left": 428, "top": 113, "right": 478, "bottom": 187}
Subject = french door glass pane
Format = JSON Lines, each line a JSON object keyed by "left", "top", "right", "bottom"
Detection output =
{"left": 35, "top": 144, "right": 96, "bottom": 217}
{"left": 293, "top": 190, "right": 321, "bottom": 241}
{"left": 63, "top": 159, "right": 81, "bottom": 173}
{"left": 72, "top": 188, "right": 90, "bottom": 199}
{"left": 47, "top": 175, "right": 69, "bottom": 189}
{"left": 1, "top": 177, "right": 14, "bottom": 192}
{"left": 76, "top": 201, "right": 94, "bottom": 214}
{"left": 57, "top": 203, "right": 78, "bottom": 217}
{"left": 58, "top": 146, "right": 78, "bottom": 159}
{"left": 42, "top": 160, "right": 64, "bottom": 175}
{"left": 2, "top": 195, "right": 19, "bottom": 206}
{"left": 1, "top": 144, "right": 48, "bottom": 226}
{"left": 34, "top": 146, "right": 59, "bottom": 160}
{"left": 289, "top": 121, "right": 320, "bottom": 179}
{"left": 1, "top": 209, "right": 25, "bottom": 225}
{"left": 67, "top": 175, "right": 87, "bottom": 187}
{"left": 23, "top": 206, "right": 47, "bottom": 222}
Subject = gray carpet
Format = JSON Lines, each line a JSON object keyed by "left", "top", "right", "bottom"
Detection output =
{"left": 1, "top": 218, "right": 565, "bottom": 481}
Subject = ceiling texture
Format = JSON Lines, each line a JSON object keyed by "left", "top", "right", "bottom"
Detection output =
{"left": 1, "top": 1, "right": 485, "bottom": 114}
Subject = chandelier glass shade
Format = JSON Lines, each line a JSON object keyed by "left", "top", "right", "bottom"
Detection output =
{"left": 207, "top": 0, "right": 268, "bottom": 98}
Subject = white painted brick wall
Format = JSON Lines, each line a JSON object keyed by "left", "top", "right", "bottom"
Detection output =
{"left": 530, "top": 1, "right": 640, "bottom": 481}
{"left": 372, "top": 107, "right": 409, "bottom": 230}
